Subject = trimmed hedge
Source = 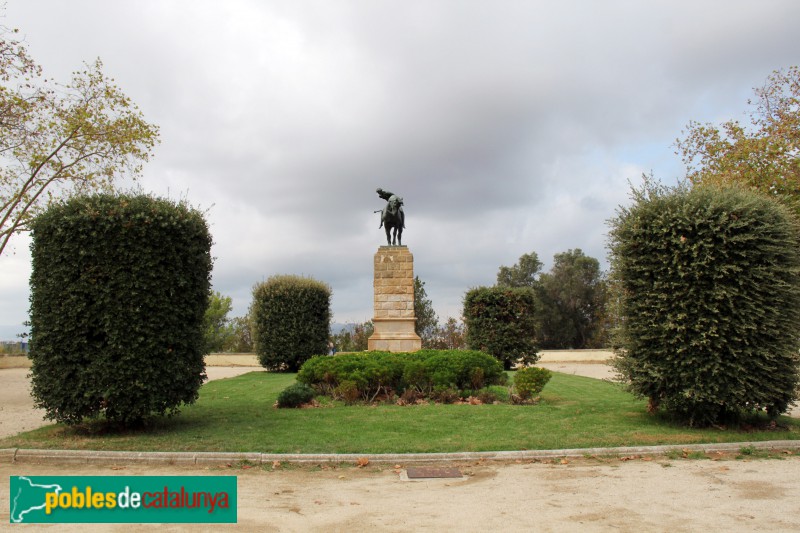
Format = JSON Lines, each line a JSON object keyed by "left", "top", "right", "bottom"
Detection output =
{"left": 28, "top": 194, "right": 212, "bottom": 426}
{"left": 297, "top": 349, "right": 506, "bottom": 402}
{"left": 463, "top": 286, "right": 539, "bottom": 369}
{"left": 608, "top": 182, "right": 800, "bottom": 426}
{"left": 251, "top": 275, "right": 331, "bottom": 372}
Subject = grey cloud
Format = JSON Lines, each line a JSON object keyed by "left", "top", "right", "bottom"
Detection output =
{"left": 2, "top": 0, "right": 800, "bottom": 328}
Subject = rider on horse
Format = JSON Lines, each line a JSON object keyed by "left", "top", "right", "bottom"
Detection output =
{"left": 376, "top": 188, "right": 405, "bottom": 229}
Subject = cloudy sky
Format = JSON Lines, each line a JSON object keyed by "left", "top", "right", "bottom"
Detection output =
{"left": 2, "top": 0, "right": 799, "bottom": 338}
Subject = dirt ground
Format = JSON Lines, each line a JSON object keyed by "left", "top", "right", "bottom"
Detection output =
{"left": 3, "top": 364, "right": 800, "bottom": 531}
{"left": 2, "top": 456, "right": 800, "bottom": 531}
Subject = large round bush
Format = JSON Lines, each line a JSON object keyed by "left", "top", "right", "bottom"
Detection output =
{"left": 28, "top": 194, "right": 212, "bottom": 426}
{"left": 251, "top": 275, "right": 331, "bottom": 372}
{"left": 608, "top": 183, "right": 800, "bottom": 426}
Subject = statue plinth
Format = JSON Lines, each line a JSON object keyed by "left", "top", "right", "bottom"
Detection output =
{"left": 368, "top": 246, "right": 422, "bottom": 352}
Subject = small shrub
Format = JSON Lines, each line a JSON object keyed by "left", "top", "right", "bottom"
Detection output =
{"left": 398, "top": 388, "right": 425, "bottom": 405}
{"left": 276, "top": 383, "right": 316, "bottom": 408}
{"left": 476, "top": 388, "right": 499, "bottom": 404}
{"left": 334, "top": 380, "right": 361, "bottom": 405}
{"left": 459, "top": 389, "right": 476, "bottom": 400}
{"left": 514, "top": 367, "right": 552, "bottom": 401}
{"left": 430, "top": 386, "right": 459, "bottom": 404}
{"left": 487, "top": 385, "right": 511, "bottom": 403}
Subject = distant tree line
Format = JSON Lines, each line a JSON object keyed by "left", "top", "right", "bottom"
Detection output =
{"left": 493, "top": 248, "right": 609, "bottom": 350}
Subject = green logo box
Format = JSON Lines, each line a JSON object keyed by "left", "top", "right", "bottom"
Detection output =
{"left": 10, "top": 476, "right": 237, "bottom": 524}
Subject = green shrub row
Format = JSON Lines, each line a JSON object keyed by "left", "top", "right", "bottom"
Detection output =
{"left": 297, "top": 349, "right": 507, "bottom": 402}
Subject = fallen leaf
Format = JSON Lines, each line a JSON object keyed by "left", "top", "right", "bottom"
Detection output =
{"left": 560, "top": 459, "right": 569, "bottom": 465}
{"left": 272, "top": 461, "right": 281, "bottom": 469}
{"left": 356, "top": 457, "right": 370, "bottom": 468}
{"left": 394, "top": 464, "right": 402, "bottom": 469}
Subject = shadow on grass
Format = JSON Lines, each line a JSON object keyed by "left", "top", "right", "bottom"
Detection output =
{"left": 52, "top": 412, "right": 217, "bottom": 438}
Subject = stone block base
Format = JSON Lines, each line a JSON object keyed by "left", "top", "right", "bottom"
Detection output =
{"left": 368, "top": 318, "right": 422, "bottom": 352}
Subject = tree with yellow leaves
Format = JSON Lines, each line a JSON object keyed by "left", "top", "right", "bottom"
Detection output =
{"left": 0, "top": 23, "right": 159, "bottom": 256}
{"left": 676, "top": 66, "right": 799, "bottom": 216}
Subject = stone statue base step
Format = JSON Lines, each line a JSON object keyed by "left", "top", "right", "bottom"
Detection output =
{"left": 368, "top": 318, "right": 422, "bottom": 352}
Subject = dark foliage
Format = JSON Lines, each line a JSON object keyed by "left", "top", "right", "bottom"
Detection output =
{"left": 463, "top": 286, "right": 539, "bottom": 370}
{"left": 276, "top": 383, "right": 316, "bottom": 408}
{"left": 297, "top": 349, "right": 506, "bottom": 402}
{"left": 28, "top": 194, "right": 212, "bottom": 426}
{"left": 414, "top": 276, "right": 438, "bottom": 347}
{"left": 251, "top": 275, "right": 331, "bottom": 372}
{"left": 536, "top": 249, "right": 607, "bottom": 349}
{"left": 609, "top": 181, "right": 800, "bottom": 426}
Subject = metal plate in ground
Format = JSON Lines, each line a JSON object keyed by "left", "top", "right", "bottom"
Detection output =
{"left": 405, "top": 467, "right": 463, "bottom": 479}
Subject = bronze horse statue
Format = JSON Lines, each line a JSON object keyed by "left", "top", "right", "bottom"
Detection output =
{"left": 375, "top": 188, "right": 405, "bottom": 246}
{"left": 381, "top": 195, "right": 404, "bottom": 246}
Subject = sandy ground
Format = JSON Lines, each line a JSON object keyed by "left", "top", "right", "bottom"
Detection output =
{"left": 2, "top": 456, "right": 800, "bottom": 531}
{"left": 3, "top": 364, "right": 800, "bottom": 531}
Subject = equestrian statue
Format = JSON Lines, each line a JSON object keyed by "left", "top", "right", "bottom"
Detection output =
{"left": 375, "top": 188, "right": 405, "bottom": 246}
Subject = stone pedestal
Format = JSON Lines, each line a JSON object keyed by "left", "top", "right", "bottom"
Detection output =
{"left": 368, "top": 246, "right": 422, "bottom": 352}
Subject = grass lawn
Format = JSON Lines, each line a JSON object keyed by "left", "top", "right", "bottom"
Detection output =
{"left": 1, "top": 371, "right": 798, "bottom": 454}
